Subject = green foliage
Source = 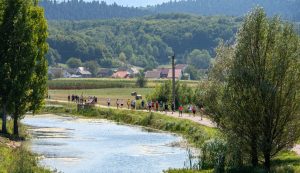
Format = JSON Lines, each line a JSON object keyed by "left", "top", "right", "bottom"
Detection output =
{"left": 153, "top": 0, "right": 300, "bottom": 22}
{"left": 84, "top": 60, "right": 99, "bottom": 77}
{"left": 206, "top": 7, "right": 300, "bottom": 171}
{"left": 136, "top": 70, "right": 147, "bottom": 88}
{"left": 202, "top": 138, "right": 227, "bottom": 171}
{"left": 187, "top": 49, "right": 211, "bottom": 69}
{"left": 40, "top": 0, "right": 152, "bottom": 20}
{"left": 147, "top": 81, "right": 195, "bottom": 108}
{"left": 0, "top": 0, "right": 48, "bottom": 135}
{"left": 66, "top": 57, "right": 82, "bottom": 68}
{"left": 43, "top": 102, "right": 218, "bottom": 149}
{"left": 47, "top": 14, "right": 238, "bottom": 67}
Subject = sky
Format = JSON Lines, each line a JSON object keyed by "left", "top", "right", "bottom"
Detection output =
{"left": 66, "top": 0, "right": 171, "bottom": 7}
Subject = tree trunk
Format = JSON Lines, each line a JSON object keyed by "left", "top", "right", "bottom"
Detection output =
{"left": 251, "top": 136, "right": 258, "bottom": 167}
{"left": 264, "top": 152, "right": 271, "bottom": 171}
{"left": 1, "top": 105, "right": 7, "bottom": 134}
{"left": 13, "top": 114, "right": 19, "bottom": 136}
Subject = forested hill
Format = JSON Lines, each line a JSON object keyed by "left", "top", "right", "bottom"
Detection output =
{"left": 151, "top": 0, "right": 300, "bottom": 22}
{"left": 39, "top": 0, "right": 153, "bottom": 20}
{"left": 47, "top": 14, "right": 239, "bottom": 69}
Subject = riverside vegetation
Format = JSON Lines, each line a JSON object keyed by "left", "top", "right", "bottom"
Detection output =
{"left": 43, "top": 101, "right": 300, "bottom": 173}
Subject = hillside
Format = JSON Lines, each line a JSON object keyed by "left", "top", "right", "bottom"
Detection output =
{"left": 40, "top": 0, "right": 153, "bottom": 20}
{"left": 151, "top": 0, "right": 300, "bottom": 22}
{"left": 47, "top": 14, "right": 239, "bottom": 69}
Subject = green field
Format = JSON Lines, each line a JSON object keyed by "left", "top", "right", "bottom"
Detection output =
{"left": 48, "top": 78, "right": 200, "bottom": 89}
{"left": 48, "top": 88, "right": 154, "bottom": 106}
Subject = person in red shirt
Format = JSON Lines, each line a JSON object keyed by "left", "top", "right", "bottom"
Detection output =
{"left": 179, "top": 105, "right": 183, "bottom": 117}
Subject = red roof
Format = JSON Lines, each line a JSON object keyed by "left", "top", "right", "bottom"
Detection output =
{"left": 112, "top": 71, "right": 129, "bottom": 78}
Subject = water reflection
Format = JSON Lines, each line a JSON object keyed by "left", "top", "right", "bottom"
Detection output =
{"left": 22, "top": 114, "right": 187, "bottom": 173}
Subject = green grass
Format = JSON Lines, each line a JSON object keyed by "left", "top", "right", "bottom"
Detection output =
{"left": 48, "top": 78, "right": 200, "bottom": 89}
{"left": 43, "top": 102, "right": 300, "bottom": 173}
{"left": 48, "top": 88, "right": 154, "bottom": 106}
{"left": 0, "top": 121, "right": 51, "bottom": 173}
{"left": 43, "top": 101, "right": 218, "bottom": 148}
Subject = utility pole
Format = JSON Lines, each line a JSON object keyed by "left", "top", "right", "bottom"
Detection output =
{"left": 172, "top": 54, "right": 176, "bottom": 110}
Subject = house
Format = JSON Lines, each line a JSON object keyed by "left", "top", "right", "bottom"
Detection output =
{"left": 145, "top": 70, "right": 161, "bottom": 79}
{"left": 175, "top": 64, "right": 188, "bottom": 71}
{"left": 48, "top": 68, "right": 71, "bottom": 79}
{"left": 98, "top": 68, "right": 112, "bottom": 77}
{"left": 167, "top": 69, "right": 183, "bottom": 79}
{"left": 76, "top": 67, "right": 92, "bottom": 78}
{"left": 112, "top": 71, "right": 130, "bottom": 78}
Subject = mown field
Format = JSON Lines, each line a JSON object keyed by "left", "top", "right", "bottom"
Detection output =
{"left": 48, "top": 78, "right": 200, "bottom": 89}
{"left": 48, "top": 88, "right": 154, "bottom": 106}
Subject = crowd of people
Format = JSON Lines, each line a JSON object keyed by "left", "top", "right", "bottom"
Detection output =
{"left": 68, "top": 94, "right": 98, "bottom": 104}
{"left": 67, "top": 95, "right": 204, "bottom": 119}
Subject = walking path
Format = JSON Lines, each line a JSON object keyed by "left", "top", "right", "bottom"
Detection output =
{"left": 48, "top": 99, "right": 300, "bottom": 155}
{"left": 49, "top": 99, "right": 216, "bottom": 127}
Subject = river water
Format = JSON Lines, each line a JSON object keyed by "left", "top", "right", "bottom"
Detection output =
{"left": 22, "top": 114, "right": 188, "bottom": 173}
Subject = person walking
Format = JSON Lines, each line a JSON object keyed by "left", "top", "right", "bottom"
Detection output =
{"left": 107, "top": 98, "right": 111, "bottom": 107}
{"left": 127, "top": 99, "right": 131, "bottom": 109}
{"left": 68, "top": 95, "right": 70, "bottom": 102}
{"left": 141, "top": 100, "right": 145, "bottom": 109}
{"left": 164, "top": 103, "right": 168, "bottom": 114}
{"left": 148, "top": 101, "right": 152, "bottom": 112}
{"left": 179, "top": 105, "right": 183, "bottom": 117}
{"left": 188, "top": 105, "right": 192, "bottom": 116}
{"left": 192, "top": 106, "right": 196, "bottom": 117}
{"left": 120, "top": 99, "right": 124, "bottom": 108}
{"left": 171, "top": 102, "right": 175, "bottom": 114}
{"left": 151, "top": 101, "right": 155, "bottom": 111}
{"left": 116, "top": 99, "right": 119, "bottom": 109}
{"left": 156, "top": 101, "right": 159, "bottom": 112}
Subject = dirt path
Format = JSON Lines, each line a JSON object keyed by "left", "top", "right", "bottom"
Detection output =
{"left": 48, "top": 99, "right": 299, "bottom": 155}
{"left": 49, "top": 99, "right": 216, "bottom": 127}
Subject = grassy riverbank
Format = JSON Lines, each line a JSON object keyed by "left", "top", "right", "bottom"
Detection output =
{"left": 43, "top": 102, "right": 300, "bottom": 173}
{"left": 43, "top": 101, "right": 218, "bottom": 148}
{"left": 0, "top": 121, "right": 51, "bottom": 173}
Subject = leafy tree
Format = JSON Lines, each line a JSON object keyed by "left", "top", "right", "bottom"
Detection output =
{"left": 207, "top": 8, "right": 300, "bottom": 171}
{"left": 84, "top": 60, "right": 99, "bottom": 77}
{"left": 0, "top": 0, "right": 48, "bottom": 136}
{"left": 46, "top": 47, "right": 61, "bottom": 66}
{"left": 187, "top": 49, "right": 211, "bottom": 69}
{"left": 66, "top": 57, "right": 82, "bottom": 68}
{"left": 135, "top": 70, "right": 147, "bottom": 88}
{"left": 147, "top": 81, "right": 194, "bottom": 108}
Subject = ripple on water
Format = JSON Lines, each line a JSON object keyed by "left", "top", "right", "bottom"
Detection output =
{"left": 22, "top": 114, "right": 190, "bottom": 173}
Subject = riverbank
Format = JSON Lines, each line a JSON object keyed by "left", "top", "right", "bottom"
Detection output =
{"left": 43, "top": 101, "right": 300, "bottom": 173}
{"left": 43, "top": 101, "right": 219, "bottom": 149}
{"left": 0, "top": 121, "right": 51, "bottom": 173}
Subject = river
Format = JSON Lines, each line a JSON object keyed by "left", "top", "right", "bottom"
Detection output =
{"left": 22, "top": 114, "right": 189, "bottom": 173}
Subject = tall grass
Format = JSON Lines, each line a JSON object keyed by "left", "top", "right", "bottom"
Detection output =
{"left": 48, "top": 78, "right": 200, "bottom": 89}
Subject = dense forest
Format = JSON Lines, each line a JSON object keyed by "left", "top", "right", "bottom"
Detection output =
{"left": 40, "top": 0, "right": 300, "bottom": 21}
{"left": 39, "top": 0, "right": 152, "bottom": 20}
{"left": 47, "top": 14, "right": 239, "bottom": 70}
{"left": 151, "top": 0, "right": 300, "bottom": 22}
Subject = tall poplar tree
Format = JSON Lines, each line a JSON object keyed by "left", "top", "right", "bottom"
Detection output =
{"left": 0, "top": 0, "right": 48, "bottom": 136}
{"left": 10, "top": 0, "right": 48, "bottom": 136}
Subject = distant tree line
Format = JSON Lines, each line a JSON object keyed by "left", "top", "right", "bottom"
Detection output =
{"left": 47, "top": 14, "right": 239, "bottom": 71}
{"left": 39, "top": 0, "right": 153, "bottom": 20}
{"left": 40, "top": 0, "right": 300, "bottom": 22}
{"left": 151, "top": 0, "right": 300, "bottom": 22}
